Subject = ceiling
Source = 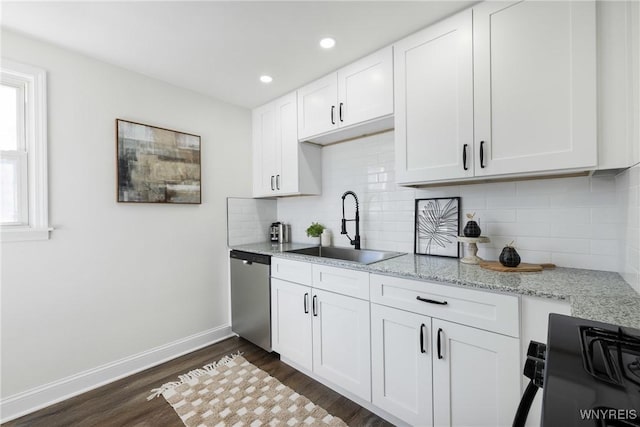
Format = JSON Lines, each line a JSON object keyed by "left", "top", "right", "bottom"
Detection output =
{"left": 1, "top": 1, "right": 475, "bottom": 108}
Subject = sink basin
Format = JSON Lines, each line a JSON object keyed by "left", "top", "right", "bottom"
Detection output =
{"left": 285, "top": 246, "right": 405, "bottom": 265}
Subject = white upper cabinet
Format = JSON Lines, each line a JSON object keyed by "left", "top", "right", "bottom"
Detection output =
{"left": 252, "top": 103, "right": 278, "bottom": 196}
{"left": 597, "top": 0, "right": 640, "bottom": 170}
{"left": 395, "top": 1, "right": 597, "bottom": 185}
{"left": 298, "top": 46, "right": 394, "bottom": 144}
{"left": 473, "top": 0, "right": 597, "bottom": 177}
{"left": 252, "top": 92, "right": 321, "bottom": 198}
{"left": 297, "top": 74, "right": 339, "bottom": 140}
{"left": 394, "top": 9, "right": 474, "bottom": 185}
{"left": 337, "top": 47, "right": 394, "bottom": 128}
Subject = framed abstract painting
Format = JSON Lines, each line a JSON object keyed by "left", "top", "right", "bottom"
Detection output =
{"left": 116, "top": 119, "right": 201, "bottom": 204}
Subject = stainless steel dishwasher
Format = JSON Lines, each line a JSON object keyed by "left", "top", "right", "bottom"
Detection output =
{"left": 230, "top": 250, "right": 271, "bottom": 351}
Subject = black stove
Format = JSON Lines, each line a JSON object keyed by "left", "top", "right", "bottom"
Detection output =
{"left": 542, "top": 314, "right": 640, "bottom": 427}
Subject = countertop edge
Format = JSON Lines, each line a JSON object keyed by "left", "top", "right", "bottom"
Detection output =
{"left": 228, "top": 243, "right": 639, "bottom": 329}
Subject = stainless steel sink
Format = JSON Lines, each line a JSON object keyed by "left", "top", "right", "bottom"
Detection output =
{"left": 285, "top": 246, "right": 405, "bottom": 265}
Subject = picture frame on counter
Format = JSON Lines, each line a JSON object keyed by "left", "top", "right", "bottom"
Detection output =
{"left": 116, "top": 119, "right": 201, "bottom": 204}
{"left": 414, "top": 197, "right": 461, "bottom": 258}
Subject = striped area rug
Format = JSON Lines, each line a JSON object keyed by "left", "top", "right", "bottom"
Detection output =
{"left": 149, "top": 353, "right": 346, "bottom": 426}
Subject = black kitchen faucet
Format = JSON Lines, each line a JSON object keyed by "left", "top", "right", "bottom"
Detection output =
{"left": 341, "top": 191, "right": 361, "bottom": 249}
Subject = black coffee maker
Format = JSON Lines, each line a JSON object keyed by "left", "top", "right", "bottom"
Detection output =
{"left": 270, "top": 222, "right": 281, "bottom": 242}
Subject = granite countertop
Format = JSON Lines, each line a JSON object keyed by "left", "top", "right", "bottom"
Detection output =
{"left": 230, "top": 242, "right": 640, "bottom": 329}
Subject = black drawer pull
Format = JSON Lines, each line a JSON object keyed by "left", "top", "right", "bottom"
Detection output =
{"left": 420, "top": 323, "right": 426, "bottom": 354}
{"left": 416, "top": 296, "right": 448, "bottom": 305}
{"left": 437, "top": 328, "right": 443, "bottom": 359}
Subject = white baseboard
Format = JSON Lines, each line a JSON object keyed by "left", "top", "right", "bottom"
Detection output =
{"left": 0, "top": 325, "right": 234, "bottom": 423}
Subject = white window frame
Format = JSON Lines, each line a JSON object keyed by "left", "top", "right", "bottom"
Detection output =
{"left": 1, "top": 59, "right": 50, "bottom": 242}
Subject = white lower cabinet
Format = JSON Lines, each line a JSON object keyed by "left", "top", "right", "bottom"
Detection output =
{"left": 270, "top": 262, "right": 372, "bottom": 402}
{"left": 271, "top": 278, "right": 313, "bottom": 371}
{"left": 371, "top": 303, "right": 520, "bottom": 426}
{"left": 272, "top": 259, "right": 522, "bottom": 426}
{"left": 371, "top": 303, "right": 433, "bottom": 426}
{"left": 312, "top": 288, "right": 371, "bottom": 401}
{"left": 432, "top": 318, "right": 521, "bottom": 427}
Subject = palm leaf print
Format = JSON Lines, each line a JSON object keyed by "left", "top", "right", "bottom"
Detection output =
{"left": 417, "top": 199, "right": 458, "bottom": 254}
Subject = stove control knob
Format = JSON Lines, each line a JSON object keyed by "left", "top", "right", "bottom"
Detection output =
{"left": 524, "top": 356, "right": 545, "bottom": 388}
{"left": 527, "top": 340, "right": 547, "bottom": 360}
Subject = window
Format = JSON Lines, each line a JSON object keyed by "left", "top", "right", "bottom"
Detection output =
{"left": 0, "top": 59, "right": 49, "bottom": 241}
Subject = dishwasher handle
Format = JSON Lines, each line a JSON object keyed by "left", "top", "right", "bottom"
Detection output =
{"left": 230, "top": 250, "right": 271, "bottom": 265}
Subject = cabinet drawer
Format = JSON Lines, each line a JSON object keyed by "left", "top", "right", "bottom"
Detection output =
{"left": 312, "top": 264, "right": 369, "bottom": 300}
{"left": 271, "top": 257, "right": 312, "bottom": 285}
{"left": 370, "top": 274, "right": 519, "bottom": 337}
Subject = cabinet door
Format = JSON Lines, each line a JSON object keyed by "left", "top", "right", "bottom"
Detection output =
{"left": 275, "top": 92, "right": 298, "bottom": 194}
{"left": 252, "top": 103, "right": 278, "bottom": 197}
{"left": 432, "top": 319, "right": 520, "bottom": 427}
{"left": 371, "top": 304, "right": 433, "bottom": 426}
{"left": 297, "top": 74, "right": 338, "bottom": 140}
{"left": 474, "top": 1, "right": 596, "bottom": 176}
{"left": 394, "top": 9, "right": 474, "bottom": 184}
{"left": 312, "top": 288, "right": 371, "bottom": 402}
{"left": 338, "top": 46, "right": 393, "bottom": 128}
{"left": 271, "top": 278, "right": 312, "bottom": 371}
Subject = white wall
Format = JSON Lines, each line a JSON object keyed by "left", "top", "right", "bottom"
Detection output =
{"left": 617, "top": 163, "right": 640, "bottom": 293}
{"left": 0, "top": 30, "right": 252, "bottom": 399}
{"left": 278, "top": 131, "right": 624, "bottom": 272}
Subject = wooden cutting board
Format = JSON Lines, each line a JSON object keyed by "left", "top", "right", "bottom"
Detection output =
{"left": 479, "top": 261, "right": 556, "bottom": 272}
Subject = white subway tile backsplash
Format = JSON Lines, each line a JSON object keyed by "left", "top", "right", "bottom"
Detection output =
{"left": 550, "top": 190, "right": 617, "bottom": 207}
{"left": 547, "top": 208, "right": 592, "bottom": 224}
{"left": 517, "top": 237, "right": 590, "bottom": 254}
{"left": 590, "top": 223, "right": 620, "bottom": 240}
{"left": 591, "top": 207, "right": 621, "bottom": 223}
{"left": 590, "top": 239, "right": 620, "bottom": 256}
{"left": 476, "top": 209, "right": 517, "bottom": 223}
{"left": 484, "top": 222, "right": 550, "bottom": 238}
{"left": 277, "top": 132, "right": 629, "bottom": 274}
{"left": 516, "top": 209, "right": 554, "bottom": 223}
{"left": 516, "top": 176, "right": 590, "bottom": 195}
{"left": 227, "top": 197, "right": 277, "bottom": 246}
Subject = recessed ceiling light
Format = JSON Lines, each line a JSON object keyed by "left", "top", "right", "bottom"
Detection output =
{"left": 259, "top": 75, "right": 273, "bottom": 83}
{"left": 319, "top": 37, "right": 336, "bottom": 49}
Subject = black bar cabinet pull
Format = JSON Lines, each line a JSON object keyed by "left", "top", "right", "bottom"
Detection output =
{"left": 420, "top": 323, "right": 426, "bottom": 354}
{"left": 416, "top": 296, "right": 448, "bottom": 305}
{"left": 331, "top": 106, "right": 335, "bottom": 125}
{"left": 437, "top": 328, "right": 443, "bottom": 359}
{"left": 312, "top": 295, "right": 318, "bottom": 316}
{"left": 339, "top": 102, "right": 344, "bottom": 122}
{"left": 480, "top": 141, "right": 486, "bottom": 168}
{"left": 303, "top": 293, "right": 309, "bottom": 314}
{"left": 463, "top": 144, "right": 468, "bottom": 170}
{"left": 276, "top": 174, "right": 280, "bottom": 190}
{"left": 270, "top": 175, "right": 275, "bottom": 191}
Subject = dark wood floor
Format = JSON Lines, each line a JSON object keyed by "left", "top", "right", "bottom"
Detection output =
{"left": 3, "top": 337, "right": 392, "bottom": 427}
